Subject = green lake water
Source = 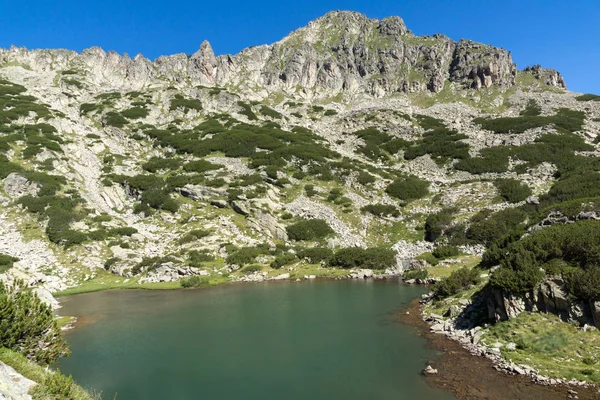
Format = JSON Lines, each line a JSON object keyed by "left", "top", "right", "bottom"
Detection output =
{"left": 57, "top": 279, "right": 456, "bottom": 399}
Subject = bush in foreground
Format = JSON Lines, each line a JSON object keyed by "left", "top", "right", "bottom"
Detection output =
{"left": 0, "top": 280, "right": 68, "bottom": 365}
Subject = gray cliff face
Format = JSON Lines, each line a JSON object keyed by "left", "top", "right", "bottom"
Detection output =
{"left": 488, "top": 278, "right": 599, "bottom": 328}
{"left": 0, "top": 11, "right": 565, "bottom": 98}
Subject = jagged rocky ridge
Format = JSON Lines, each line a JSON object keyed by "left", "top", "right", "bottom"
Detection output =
{"left": 0, "top": 11, "right": 564, "bottom": 99}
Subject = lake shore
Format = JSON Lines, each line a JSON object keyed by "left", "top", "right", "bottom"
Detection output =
{"left": 399, "top": 299, "right": 600, "bottom": 400}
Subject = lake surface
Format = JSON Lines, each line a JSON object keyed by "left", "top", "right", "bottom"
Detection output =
{"left": 57, "top": 279, "right": 456, "bottom": 400}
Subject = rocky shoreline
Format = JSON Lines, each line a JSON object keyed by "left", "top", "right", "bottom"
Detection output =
{"left": 400, "top": 299, "right": 600, "bottom": 400}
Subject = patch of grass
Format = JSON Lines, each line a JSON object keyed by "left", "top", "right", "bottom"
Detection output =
{"left": 483, "top": 312, "right": 600, "bottom": 384}
{"left": 54, "top": 272, "right": 182, "bottom": 296}
{"left": 575, "top": 94, "right": 600, "bottom": 102}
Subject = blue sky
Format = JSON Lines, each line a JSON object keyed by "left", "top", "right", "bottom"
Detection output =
{"left": 1, "top": 0, "right": 599, "bottom": 93}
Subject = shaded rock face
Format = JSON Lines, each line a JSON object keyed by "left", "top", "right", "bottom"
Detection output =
{"left": 0, "top": 11, "right": 565, "bottom": 99}
{"left": 488, "top": 278, "right": 598, "bottom": 327}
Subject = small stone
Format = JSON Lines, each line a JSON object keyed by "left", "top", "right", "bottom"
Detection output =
{"left": 423, "top": 365, "right": 438, "bottom": 375}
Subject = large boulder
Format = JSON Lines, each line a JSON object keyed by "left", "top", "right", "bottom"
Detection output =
{"left": 0, "top": 361, "right": 36, "bottom": 400}
{"left": 3, "top": 173, "right": 39, "bottom": 199}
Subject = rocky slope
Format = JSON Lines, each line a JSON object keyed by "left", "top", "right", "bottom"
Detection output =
{"left": 0, "top": 10, "right": 597, "bottom": 323}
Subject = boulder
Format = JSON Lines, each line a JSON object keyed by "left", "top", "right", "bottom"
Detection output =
{"left": 3, "top": 173, "right": 39, "bottom": 199}
{"left": 0, "top": 361, "right": 36, "bottom": 399}
{"left": 423, "top": 365, "right": 438, "bottom": 375}
{"left": 230, "top": 200, "right": 250, "bottom": 216}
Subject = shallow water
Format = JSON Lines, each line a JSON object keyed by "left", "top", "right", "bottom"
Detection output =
{"left": 57, "top": 279, "right": 456, "bottom": 399}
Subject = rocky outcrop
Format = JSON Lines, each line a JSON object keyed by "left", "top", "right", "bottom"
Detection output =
{"left": 0, "top": 11, "right": 563, "bottom": 99}
{"left": 450, "top": 40, "right": 516, "bottom": 89}
{"left": 488, "top": 278, "right": 598, "bottom": 327}
{"left": 523, "top": 65, "right": 567, "bottom": 89}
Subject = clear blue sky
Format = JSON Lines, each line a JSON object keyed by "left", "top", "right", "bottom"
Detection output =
{"left": 1, "top": 0, "right": 599, "bottom": 93}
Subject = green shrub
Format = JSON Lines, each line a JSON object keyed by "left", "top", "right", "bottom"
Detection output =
{"left": 432, "top": 245, "right": 461, "bottom": 259}
{"left": 494, "top": 179, "right": 532, "bottom": 203}
{"left": 385, "top": 176, "right": 429, "bottom": 202}
{"left": 361, "top": 204, "right": 399, "bottom": 217}
{"left": 108, "top": 227, "right": 138, "bottom": 237}
{"left": 170, "top": 95, "right": 203, "bottom": 112}
{"left": 188, "top": 250, "right": 215, "bottom": 267}
{"left": 104, "top": 112, "right": 128, "bottom": 128}
{"left": 328, "top": 247, "right": 396, "bottom": 270}
{"left": 179, "top": 229, "right": 211, "bottom": 244}
{"left": 433, "top": 267, "right": 481, "bottom": 298}
{"left": 416, "top": 252, "right": 440, "bottom": 266}
{"left": 563, "top": 266, "right": 600, "bottom": 301}
{"left": 575, "top": 94, "right": 600, "bottom": 102}
{"left": 259, "top": 106, "right": 282, "bottom": 119}
{"left": 237, "top": 101, "right": 258, "bottom": 120}
{"left": 139, "top": 189, "right": 179, "bottom": 213}
{"left": 121, "top": 106, "right": 149, "bottom": 119}
{"left": 131, "top": 256, "right": 177, "bottom": 275}
{"left": 357, "top": 171, "right": 375, "bottom": 185}
{"left": 0, "top": 280, "right": 68, "bottom": 364}
{"left": 424, "top": 209, "right": 454, "bottom": 242}
{"left": 466, "top": 208, "right": 527, "bottom": 245}
{"left": 489, "top": 220, "right": 600, "bottom": 295}
{"left": 544, "top": 173, "right": 600, "bottom": 203}
{"left": 324, "top": 109, "right": 338, "bottom": 116}
{"left": 182, "top": 159, "right": 221, "bottom": 173}
{"left": 142, "top": 157, "right": 182, "bottom": 173}
{"left": 242, "top": 264, "right": 262, "bottom": 274}
{"left": 31, "top": 373, "right": 74, "bottom": 398}
{"left": 474, "top": 108, "right": 585, "bottom": 134}
{"left": 180, "top": 275, "right": 210, "bottom": 288}
{"left": 403, "top": 128, "right": 469, "bottom": 164}
{"left": 0, "top": 254, "right": 19, "bottom": 273}
{"left": 415, "top": 115, "right": 445, "bottom": 130}
{"left": 270, "top": 253, "right": 296, "bottom": 269}
{"left": 403, "top": 269, "right": 429, "bottom": 280}
{"left": 286, "top": 219, "right": 334, "bottom": 241}
{"left": 296, "top": 247, "right": 333, "bottom": 264}
{"left": 103, "top": 257, "right": 119, "bottom": 270}
{"left": 226, "top": 247, "right": 263, "bottom": 266}
{"left": 520, "top": 99, "right": 542, "bottom": 116}
{"left": 304, "top": 184, "right": 317, "bottom": 197}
